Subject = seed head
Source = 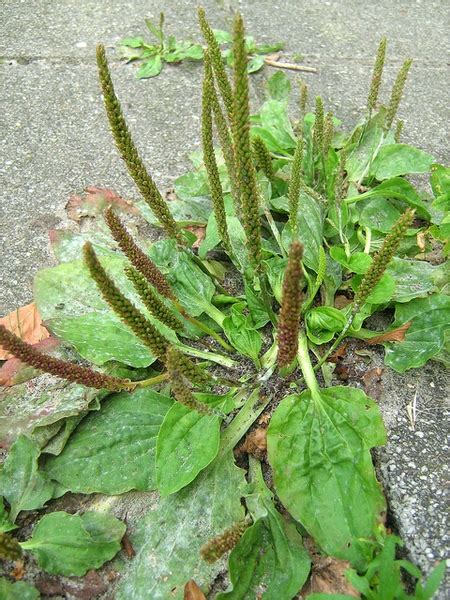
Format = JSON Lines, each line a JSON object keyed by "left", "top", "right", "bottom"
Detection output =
{"left": 277, "top": 242, "right": 304, "bottom": 368}
{"left": 0, "top": 325, "right": 130, "bottom": 391}
{"left": 385, "top": 58, "right": 413, "bottom": 130}
{"left": 367, "top": 37, "right": 387, "bottom": 111}
{"left": 0, "top": 533, "right": 23, "bottom": 561}
{"left": 200, "top": 519, "right": 250, "bottom": 563}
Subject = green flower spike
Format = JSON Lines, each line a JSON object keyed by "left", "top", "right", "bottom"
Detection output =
{"left": 394, "top": 119, "right": 404, "bottom": 143}
{"left": 367, "top": 37, "right": 387, "bottom": 112}
{"left": 312, "top": 95, "right": 324, "bottom": 155}
{"left": 385, "top": 58, "right": 413, "bottom": 130}
{"left": 167, "top": 346, "right": 212, "bottom": 386}
{"left": 277, "top": 241, "right": 304, "bottom": 368}
{"left": 334, "top": 146, "right": 348, "bottom": 201}
{"left": 124, "top": 266, "right": 183, "bottom": 333}
{"left": 0, "top": 533, "right": 22, "bottom": 561}
{"left": 288, "top": 136, "right": 304, "bottom": 237}
{"left": 96, "top": 44, "right": 183, "bottom": 244}
{"left": 354, "top": 208, "right": 415, "bottom": 306}
{"left": 252, "top": 135, "right": 274, "bottom": 180}
{"left": 166, "top": 347, "right": 213, "bottom": 414}
{"left": 83, "top": 242, "right": 168, "bottom": 360}
{"left": 202, "top": 52, "right": 233, "bottom": 255}
{"left": 200, "top": 519, "right": 251, "bottom": 563}
{"left": 299, "top": 80, "right": 308, "bottom": 116}
{"left": 0, "top": 324, "right": 131, "bottom": 391}
{"left": 232, "top": 13, "right": 263, "bottom": 272}
{"left": 198, "top": 7, "right": 234, "bottom": 124}
{"left": 323, "top": 111, "right": 334, "bottom": 157}
{"left": 104, "top": 206, "right": 174, "bottom": 299}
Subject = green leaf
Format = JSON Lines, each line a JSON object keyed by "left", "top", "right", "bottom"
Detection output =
{"left": 0, "top": 375, "right": 102, "bottom": 449}
{"left": 44, "top": 389, "right": 173, "bottom": 494}
{"left": 21, "top": 511, "right": 125, "bottom": 576}
{"left": 119, "top": 36, "right": 145, "bottom": 48}
{"left": 138, "top": 195, "right": 212, "bottom": 226}
{"left": 222, "top": 304, "right": 262, "bottom": 363}
{"left": 136, "top": 55, "right": 163, "bottom": 79}
{"left": 0, "top": 435, "right": 55, "bottom": 521}
{"left": 306, "top": 306, "right": 347, "bottom": 345}
{"left": 281, "top": 193, "right": 324, "bottom": 272}
{"left": 267, "top": 386, "right": 386, "bottom": 568}
{"left": 387, "top": 257, "right": 439, "bottom": 302}
{"left": 351, "top": 272, "right": 395, "bottom": 305}
{"left": 384, "top": 294, "right": 450, "bottom": 372}
{"left": 430, "top": 163, "right": 450, "bottom": 197}
{"left": 213, "top": 29, "right": 233, "bottom": 44}
{"left": 266, "top": 71, "right": 291, "bottom": 102}
{"left": 247, "top": 54, "right": 265, "bottom": 73}
{"left": 346, "top": 177, "right": 431, "bottom": 219}
{"left": 145, "top": 18, "right": 163, "bottom": 43}
{"left": 155, "top": 402, "right": 221, "bottom": 496}
{"left": 34, "top": 256, "right": 180, "bottom": 367}
{"left": 346, "top": 126, "right": 393, "bottom": 182}
{"left": 329, "top": 247, "right": 372, "bottom": 274}
{"left": 358, "top": 197, "right": 402, "bottom": 232}
{"left": 266, "top": 255, "right": 288, "bottom": 304}
{"left": 254, "top": 100, "right": 297, "bottom": 152}
{"left": 218, "top": 507, "right": 310, "bottom": 599}
{"left": 307, "top": 595, "right": 357, "bottom": 600}
{"left": 174, "top": 170, "right": 210, "bottom": 200}
{"left": 115, "top": 452, "right": 246, "bottom": 599}
{"left": 0, "top": 579, "right": 40, "bottom": 600}
{"left": 370, "top": 144, "right": 435, "bottom": 180}
{"left": 420, "top": 560, "right": 446, "bottom": 599}
{"left": 0, "top": 498, "right": 16, "bottom": 532}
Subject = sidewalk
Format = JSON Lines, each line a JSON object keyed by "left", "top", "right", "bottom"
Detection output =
{"left": 1, "top": 1, "right": 449, "bottom": 595}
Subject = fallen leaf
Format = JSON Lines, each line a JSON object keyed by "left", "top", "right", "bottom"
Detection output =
{"left": 11, "top": 560, "right": 25, "bottom": 580}
{"left": 121, "top": 533, "right": 136, "bottom": 558}
{"left": 264, "top": 52, "right": 281, "bottom": 62}
{"left": 362, "top": 367, "right": 384, "bottom": 401}
{"left": 240, "top": 427, "right": 267, "bottom": 458}
{"left": 0, "top": 303, "right": 50, "bottom": 360}
{"left": 186, "top": 225, "right": 206, "bottom": 249}
{"left": 65, "top": 186, "right": 137, "bottom": 223}
{"left": 0, "top": 337, "right": 60, "bottom": 386}
{"left": 329, "top": 342, "right": 348, "bottom": 363}
{"left": 366, "top": 322, "right": 411, "bottom": 345}
{"left": 416, "top": 231, "right": 426, "bottom": 252}
{"left": 184, "top": 580, "right": 206, "bottom": 600}
{"left": 301, "top": 538, "right": 359, "bottom": 597}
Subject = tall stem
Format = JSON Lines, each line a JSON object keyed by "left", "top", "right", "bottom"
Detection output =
{"left": 297, "top": 331, "right": 320, "bottom": 399}
{"left": 219, "top": 388, "right": 270, "bottom": 457}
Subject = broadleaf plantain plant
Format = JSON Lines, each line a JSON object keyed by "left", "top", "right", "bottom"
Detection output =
{"left": 0, "top": 8, "right": 448, "bottom": 598}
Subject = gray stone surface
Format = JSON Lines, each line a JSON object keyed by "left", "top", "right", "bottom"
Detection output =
{"left": 1, "top": 0, "right": 449, "bottom": 596}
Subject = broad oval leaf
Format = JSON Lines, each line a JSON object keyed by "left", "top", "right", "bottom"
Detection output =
{"left": 384, "top": 294, "right": 450, "bottom": 372}
{"left": 44, "top": 389, "right": 173, "bottom": 494}
{"left": 267, "top": 386, "right": 386, "bottom": 568}
{"left": 116, "top": 452, "right": 246, "bottom": 600}
{"left": 218, "top": 505, "right": 310, "bottom": 599}
{"left": 21, "top": 511, "right": 125, "bottom": 576}
{"left": 155, "top": 401, "right": 221, "bottom": 496}
{"left": 0, "top": 435, "right": 55, "bottom": 522}
{"left": 136, "top": 55, "right": 163, "bottom": 79}
{"left": 370, "top": 144, "right": 435, "bottom": 180}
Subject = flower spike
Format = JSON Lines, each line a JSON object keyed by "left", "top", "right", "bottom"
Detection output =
{"left": 96, "top": 44, "right": 183, "bottom": 243}
{"left": 83, "top": 242, "right": 168, "bottom": 359}
{"left": 0, "top": 325, "right": 131, "bottom": 391}
{"left": 277, "top": 241, "right": 304, "bottom": 368}
{"left": 367, "top": 37, "right": 387, "bottom": 112}
{"left": 354, "top": 208, "right": 415, "bottom": 307}
{"left": 104, "top": 206, "right": 174, "bottom": 299}
{"left": 200, "top": 519, "right": 251, "bottom": 563}
{"left": 385, "top": 58, "right": 412, "bottom": 130}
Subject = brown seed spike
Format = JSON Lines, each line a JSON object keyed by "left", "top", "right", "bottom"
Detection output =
{"left": 200, "top": 519, "right": 250, "bottom": 563}
{"left": 104, "top": 206, "right": 174, "bottom": 299}
{"left": 277, "top": 242, "right": 304, "bottom": 368}
{"left": 0, "top": 324, "right": 131, "bottom": 391}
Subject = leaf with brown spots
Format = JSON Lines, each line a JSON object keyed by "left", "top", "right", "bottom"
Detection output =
{"left": 184, "top": 580, "right": 206, "bottom": 600}
{"left": 0, "top": 303, "right": 50, "bottom": 360}
{"left": 366, "top": 322, "right": 411, "bottom": 345}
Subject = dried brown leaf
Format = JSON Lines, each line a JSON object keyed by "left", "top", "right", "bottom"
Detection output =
{"left": 301, "top": 547, "right": 360, "bottom": 597}
{"left": 0, "top": 336, "right": 60, "bottom": 386}
{"left": 0, "top": 303, "right": 50, "bottom": 360}
{"left": 366, "top": 322, "right": 411, "bottom": 345}
{"left": 65, "top": 186, "right": 137, "bottom": 223}
{"left": 240, "top": 427, "right": 267, "bottom": 458}
{"left": 184, "top": 580, "right": 206, "bottom": 600}
{"left": 334, "top": 294, "right": 352, "bottom": 309}
{"left": 186, "top": 225, "right": 206, "bottom": 249}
